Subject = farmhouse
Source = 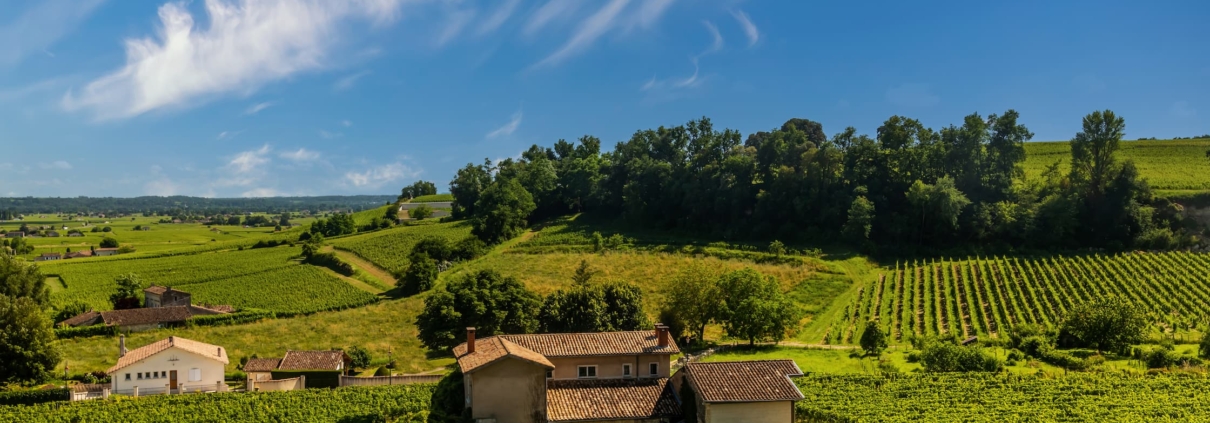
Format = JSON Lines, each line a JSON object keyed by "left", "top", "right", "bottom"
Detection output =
{"left": 64, "top": 251, "right": 92, "bottom": 258}
{"left": 68, "top": 232, "right": 84, "bottom": 237}
{"left": 454, "top": 326, "right": 682, "bottom": 423}
{"left": 674, "top": 360, "right": 805, "bottom": 423}
{"left": 5, "top": 231, "right": 23, "bottom": 238}
{"left": 241, "top": 350, "right": 352, "bottom": 389}
{"left": 144, "top": 285, "right": 191, "bottom": 308}
{"left": 36, "top": 252, "right": 62, "bottom": 261}
{"left": 94, "top": 247, "right": 120, "bottom": 257}
{"left": 107, "top": 335, "right": 229, "bottom": 395}
{"left": 46, "top": 230, "right": 61, "bottom": 237}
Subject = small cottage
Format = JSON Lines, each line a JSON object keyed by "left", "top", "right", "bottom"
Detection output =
{"left": 676, "top": 360, "right": 805, "bottom": 423}
{"left": 107, "top": 335, "right": 229, "bottom": 395}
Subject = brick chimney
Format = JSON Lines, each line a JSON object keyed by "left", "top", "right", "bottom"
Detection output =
{"left": 656, "top": 324, "right": 669, "bottom": 347}
{"left": 467, "top": 327, "right": 476, "bottom": 354}
{"left": 119, "top": 334, "right": 127, "bottom": 357}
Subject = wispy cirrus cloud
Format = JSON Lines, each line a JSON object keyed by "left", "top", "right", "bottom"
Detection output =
{"left": 478, "top": 0, "right": 521, "bottom": 35}
{"left": 61, "top": 0, "right": 407, "bottom": 120}
{"left": 627, "top": 0, "right": 675, "bottom": 31}
{"left": 486, "top": 110, "right": 523, "bottom": 139}
{"left": 228, "top": 144, "right": 271, "bottom": 174}
{"left": 533, "top": 0, "right": 632, "bottom": 68}
{"left": 345, "top": 162, "right": 419, "bottom": 188}
{"left": 730, "top": 9, "right": 759, "bottom": 47}
{"left": 280, "top": 147, "right": 320, "bottom": 162}
{"left": 524, "top": 0, "right": 580, "bottom": 36}
{"left": 334, "top": 70, "right": 372, "bottom": 92}
{"left": 38, "top": 160, "right": 73, "bottom": 170}
{"left": 0, "top": 0, "right": 105, "bottom": 67}
{"left": 244, "top": 101, "right": 274, "bottom": 115}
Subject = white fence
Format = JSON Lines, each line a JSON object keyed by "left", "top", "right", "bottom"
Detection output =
{"left": 338, "top": 374, "right": 442, "bottom": 387}
{"left": 248, "top": 376, "right": 305, "bottom": 392}
{"left": 111, "top": 382, "right": 229, "bottom": 397}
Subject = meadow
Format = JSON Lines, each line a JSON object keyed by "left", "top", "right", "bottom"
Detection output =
{"left": 332, "top": 221, "right": 474, "bottom": 275}
{"left": 1023, "top": 138, "right": 1210, "bottom": 192}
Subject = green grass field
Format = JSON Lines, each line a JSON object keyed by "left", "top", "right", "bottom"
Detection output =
{"left": 332, "top": 221, "right": 473, "bottom": 275}
{"left": 1024, "top": 138, "right": 1210, "bottom": 191}
{"left": 408, "top": 193, "right": 453, "bottom": 203}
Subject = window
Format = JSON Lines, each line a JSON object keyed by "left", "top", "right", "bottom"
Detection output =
{"left": 125, "top": 373, "right": 130, "bottom": 381}
{"left": 137, "top": 373, "right": 143, "bottom": 380}
{"left": 545, "top": 370, "right": 552, "bottom": 379}
{"left": 189, "top": 368, "right": 201, "bottom": 382}
{"left": 649, "top": 362, "right": 658, "bottom": 376}
{"left": 577, "top": 365, "right": 597, "bottom": 379}
{"left": 154, "top": 371, "right": 159, "bottom": 378}
{"left": 622, "top": 364, "right": 632, "bottom": 377}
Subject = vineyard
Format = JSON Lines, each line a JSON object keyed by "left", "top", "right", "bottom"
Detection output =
{"left": 332, "top": 221, "right": 473, "bottom": 275}
{"left": 0, "top": 384, "right": 435, "bottom": 423}
{"left": 44, "top": 246, "right": 378, "bottom": 316}
{"left": 823, "top": 252, "right": 1210, "bottom": 344}
{"left": 1023, "top": 139, "right": 1210, "bottom": 192}
{"left": 795, "top": 373, "right": 1210, "bottom": 422}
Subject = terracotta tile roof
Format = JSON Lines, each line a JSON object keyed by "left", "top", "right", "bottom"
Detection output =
{"left": 243, "top": 358, "right": 283, "bottom": 372}
{"left": 69, "top": 383, "right": 108, "bottom": 393}
{"left": 107, "top": 336, "right": 228, "bottom": 374}
{"left": 546, "top": 378, "right": 681, "bottom": 422}
{"left": 59, "top": 310, "right": 101, "bottom": 327}
{"left": 453, "top": 336, "right": 556, "bottom": 374}
{"left": 277, "top": 350, "right": 350, "bottom": 371}
{"left": 497, "top": 331, "right": 680, "bottom": 357}
{"left": 685, "top": 360, "right": 804, "bottom": 403}
{"left": 144, "top": 285, "right": 169, "bottom": 295}
{"left": 99, "top": 306, "right": 193, "bottom": 327}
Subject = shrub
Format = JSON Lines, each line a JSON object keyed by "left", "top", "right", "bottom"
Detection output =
{"left": 346, "top": 345, "right": 371, "bottom": 370}
{"left": 859, "top": 320, "right": 888, "bottom": 356}
{"left": 0, "top": 388, "right": 69, "bottom": 406}
{"left": 53, "top": 324, "right": 118, "bottom": 340}
{"left": 1007, "top": 349, "right": 1025, "bottom": 362}
{"left": 305, "top": 252, "right": 355, "bottom": 276}
{"left": 400, "top": 253, "right": 438, "bottom": 296}
{"left": 375, "top": 366, "right": 391, "bottom": 377}
{"left": 451, "top": 236, "right": 487, "bottom": 261}
{"left": 100, "top": 237, "right": 119, "bottom": 248}
{"left": 1058, "top": 297, "right": 1147, "bottom": 353}
{"left": 918, "top": 338, "right": 1003, "bottom": 373}
{"left": 1201, "top": 333, "right": 1210, "bottom": 359}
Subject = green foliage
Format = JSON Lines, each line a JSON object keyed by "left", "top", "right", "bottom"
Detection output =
{"left": 416, "top": 270, "right": 540, "bottom": 351}
{"left": 767, "top": 240, "right": 786, "bottom": 257}
{"left": 347, "top": 345, "right": 372, "bottom": 370}
{"left": 664, "top": 264, "right": 721, "bottom": 343}
{"left": 794, "top": 374, "right": 1210, "bottom": 421}
{"left": 0, "top": 388, "right": 69, "bottom": 406}
{"left": 916, "top": 337, "right": 1002, "bottom": 372}
{"left": 410, "top": 205, "right": 434, "bottom": 220}
{"left": 187, "top": 309, "right": 275, "bottom": 327}
{"left": 109, "top": 273, "right": 142, "bottom": 310}
{"left": 100, "top": 237, "right": 119, "bottom": 248}
{"left": 1058, "top": 297, "right": 1147, "bottom": 353}
{"left": 52, "top": 300, "right": 91, "bottom": 324}
{"left": 0, "top": 294, "right": 61, "bottom": 384}
{"left": 1201, "top": 332, "right": 1210, "bottom": 360}
{"left": 53, "top": 323, "right": 118, "bottom": 340}
{"left": 400, "top": 180, "right": 438, "bottom": 200}
{"left": 470, "top": 178, "right": 536, "bottom": 245}
{"left": 717, "top": 268, "right": 801, "bottom": 345}
{"left": 0, "top": 253, "right": 48, "bottom": 306}
{"left": 374, "top": 366, "right": 391, "bottom": 376}
{"left": 400, "top": 252, "right": 437, "bottom": 296}
{"left": 311, "top": 213, "right": 357, "bottom": 237}
{"left": 305, "top": 252, "right": 356, "bottom": 276}
{"left": 842, "top": 195, "right": 875, "bottom": 245}
{"left": 859, "top": 320, "right": 888, "bottom": 356}
{"left": 450, "top": 160, "right": 492, "bottom": 219}
{"left": 410, "top": 193, "right": 454, "bottom": 203}
{"left": 427, "top": 367, "right": 467, "bottom": 423}
{"left": 332, "top": 222, "right": 472, "bottom": 275}
{"left": 538, "top": 267, "right": 650, "bottom": 334}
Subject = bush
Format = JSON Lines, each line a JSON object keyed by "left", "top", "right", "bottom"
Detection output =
{"left": 428, "top": 367, "right": 469, "bottom": 423}
{"left": 0, "top": 388, "right": 69, "bottom": 406}
{"left": 189, "top": 309, "right": 275, "bottom": 327}
{"left": 1201, "top": 333, "right": 1210, "bottom": 359}
{"left": 1007, "top": 349, "right": 1025, "bottom": 362}
{"left": 1058, "top": 297, "right": 1146, "bottom": 353}
{"left": 100, "top": 237, "right": 119, "bottom": 248}
{"left": 918, "top": 338, "right": 1003, "bottom": 373}
{"left": 451, "top": 236, "right": 487, "bottom": 261}
{"left": 400, "top": 253, "right": 438, "bottom": 296}
{"left": 859, "top": 320, "right": 888, "bottom": 356}
{"left": 305, "top": 252, "right": 355, "bottom": 276}
{"left": 410, "top": 204, "right": 434, "bottom": 220}
{"left": 53, "top": 324, "right": 118, "bottom": 339}
{"left": 375, "top": 366, "right": 391, "bottom": 377}
{"left": 346, "top": 345, "right": 371, "bottom": 370}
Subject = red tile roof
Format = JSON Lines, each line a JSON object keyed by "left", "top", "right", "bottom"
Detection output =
{"left": 498, "top": 331, "right": 680, "bottom": 357}
{"left": 684, "top": 360, "right": 804, "bottom": 403}
{"left": 243, "top": 358, "right": 283, "bottom": 372}
{"left": 100, "top": 306, "right": 194, "bottom": 327}
{"left": 453, "top": 336, "right": 555, "bottom": 374}
{"left": 107, "top": 336, "right": 228, "bottom": 374}
{"left": 546, "top": 378, "right": 680, "bottom": 422}
{"left": 59, "top": 310, "right": 100, "bottom": 327}
{"left": 277, "top": 350, "right": 350, "bottom": 371}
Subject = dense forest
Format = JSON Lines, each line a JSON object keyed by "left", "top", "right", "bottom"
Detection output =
{"left": 0, "top": 195, "right": 394, "bottom": 217}
{"left": 450, "top": 110, "right": 1199, "bottom": 254}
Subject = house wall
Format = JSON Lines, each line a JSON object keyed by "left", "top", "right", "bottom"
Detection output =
{"left": 109, "top": 347, "right": 225, "bottom": 395}
{"left": 705, "top": 401, "right": 792, "bottom": 423}
{"left": 469, "top": 357, "right": 547, "bottom": 423}
{"left": 120, "top": 323, "right": 162, "bottom": 332}
{"left": 247, "top": 371, "right": 273, "bottom": 381}
{"left": 548, "top": 354, "right": 670, "bottom": 380}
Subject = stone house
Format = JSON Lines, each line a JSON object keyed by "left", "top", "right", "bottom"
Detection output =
{"left": 107, "top": 335, "right": 229, "bottom": 395}
{"left": 243, "top": 350, "right": 352, "bottom": 389}
{"left": 674, "top": 360, "right": 805, "bottom": 423}
{"left": 36, "top": 252, "right": 62, "bottom": 261}
{"left": 94, "top": 247, "right": 120, "bottom": 257}
{"left": 144, "top": 285, "right": 192, "bottom": 308}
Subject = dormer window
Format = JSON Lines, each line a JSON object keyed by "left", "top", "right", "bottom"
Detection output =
{"left": 577, "top": 365, "right": 597, "bottom": 379}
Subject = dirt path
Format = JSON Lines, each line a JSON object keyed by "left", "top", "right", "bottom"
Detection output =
{"left": 325, "top": 246, "right": 398, "bottom": 286}
{"left": 314, "top": 265, "right": 385, "bottom": 295}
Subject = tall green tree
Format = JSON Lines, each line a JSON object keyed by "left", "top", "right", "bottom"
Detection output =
{"left": 859, "top": 320, "right": 888, "bottom": 356}
{"left": 0, "top": 253, "right": 48, "bottom": 306}
{"left": 471, "top": 178, "right": 536, "bottom": 244}
{"left": 716, "top": 268, "right": 800, "bottom": 345}
{"left": 1070, "top": 110, "right": 1125, "bottom": 200}
{"left": 843, "top": 194, "right": 875, "bottom": 245}
{"left": 665, "top": 264, "right": 722, "bottom": 343}
{"left": 1058, "top": 296, "right": 1147, "bottom": 353}
{"left": 109, "top": 273, "right": 143, "bottom": 310}
{"left": 416, "top": 270, "right": 540, "bottom": 351}
{"left": 449, "top": 160, "right": 492, "bottom": 219}
{"left": 0, "top": 294, "right": 61, "bottom": 384}
{"left": 400, "top": 252, "right": 438, "bottom": 296}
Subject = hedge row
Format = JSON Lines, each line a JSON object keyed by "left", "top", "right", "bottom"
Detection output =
{"left": 188, "top": 309, "right": 275, "bottom": 327}
{"left": 53, "top": 324, "right": 118, "bottom": 340}
{"left": 0, "top": 388, "right": 69, "bottom": 406}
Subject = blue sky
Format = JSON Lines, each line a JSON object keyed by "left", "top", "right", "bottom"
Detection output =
{"left": 0, "top": 0, "right": 1206, "bottom": 198}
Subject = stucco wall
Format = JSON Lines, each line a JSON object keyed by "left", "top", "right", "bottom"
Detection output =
{"left": 470, "top": 357, "right": 547, "bottom": 423}
{"left": 549, "top": 354, "right": 670, "bottom": 379}
{"left": 706, "top": 401, "right": 792, "bottom": 423}
{"left": 109, "top": 346, "right": 225, "bottom": 394}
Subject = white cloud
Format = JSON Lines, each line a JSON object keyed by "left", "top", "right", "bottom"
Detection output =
{"left": 241, "top": 187, "right": 283, "bottom": 197}
{"left": 333, "top": 70, "right": 371, "bottom": 91}
{"left": 39, "top": 160, "right": 73, "bottom": 170}
{"left": 280, "top": 147, "right": 320, "bottom": 162}
{"left": 886, "top": 83, "right": 940, "bottom": 108}
{"left": 244, "top": 101, "right": 274, "bottom": 115}
{"left": 345, "top": 162, "right": 419, "bottom": 187}
{"left": 0, "top": 0, "right": 105, "bottom": 66}
{"left": 319, "top": 130, "right": 344, "bottom": 139}
{"left": 524, "top": 0, "right": 580, "bottom": 36}
{"left": 628, "top": 0, "right": 675, "bottom": 31}
{"left": 1171, "top": 101, "right": 1196, "bottom": 118}
{"left": 341, "top": 119, "right": 353, "bottom": 127}
{"left": 486, "top": 110, "right": 523, "bottom": 138}
{"left": 702, "top": 21, "right": 723, "bottom": 56}
{"left": 61, "top": 0, "right": 407, "bottom": 120}
{"left": 478, "top": 0, "right": 520, "bottom": 35}
{"left": 533, "top": 0, "right": 631, "bottom": 68}
{"left": 436, "top": 9, "right": 476, "bottom": 47}
{"left": 641, "top": 59, "right": 703, "bottom": 92}
{"left": 730, "top": 9, "right": 759, "bottom": 47}
{"left": 144, "top": 177, "right": 180, "bottom": 196}
{"left": 228, "top": 145, "right": 271, "bottom": 173}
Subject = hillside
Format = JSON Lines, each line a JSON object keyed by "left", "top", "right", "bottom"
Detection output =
{"left": 1024, "top": 138, "right": 1210, "bottom": 192}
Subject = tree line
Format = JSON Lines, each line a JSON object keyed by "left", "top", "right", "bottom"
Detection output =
{"left": 450, "top": 110, "right": 1196, "bottom": 254}
{"left": 0, "top": 195, "right": 394, "bottom": 216}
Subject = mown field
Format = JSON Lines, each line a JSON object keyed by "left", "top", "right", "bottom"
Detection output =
{"left": 1023, "top": 138, "right": 1210, "bottom": 191}
{"left": 0, "top": 384, "right": 435, "bottom": 422}
{"left": 816, "top": 253, "right": 1210, "bottom": 345}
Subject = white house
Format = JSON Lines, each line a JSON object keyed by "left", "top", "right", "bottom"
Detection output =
{"left": 106, "top": 335, "right": 229, "bottom": 395}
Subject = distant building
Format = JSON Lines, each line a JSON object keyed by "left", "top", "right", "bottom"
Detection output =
{"left": 68, "top": 232, "right": 85, "bottom": 237}
{"left": 5, "top": 232, "right": 23, "bottom": 238}
{"left": 46, "top": 231, "right": 61, "bottom": 237}
{"left": 144, "top": 285, "right": 192, "bottom": 308}
{"left": 59, "top": 305, "right": 229, "bottom": 332}
{"left": 243, "top": 350, "right": 352, "bottom": 389}
{"left": 64, "top": 251, "right": 93, "bottom": 258}
{"left": 107, "top": 336, "right": 229, "bottom": 395}
{"left": 674, "top": 360, "right": 805, "bottom": 423}
{"left": 94, "top": 248, "right": 120, "bottom": 257}
{"left": 36, "top": 252, "right": 62, "bottom": 261}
